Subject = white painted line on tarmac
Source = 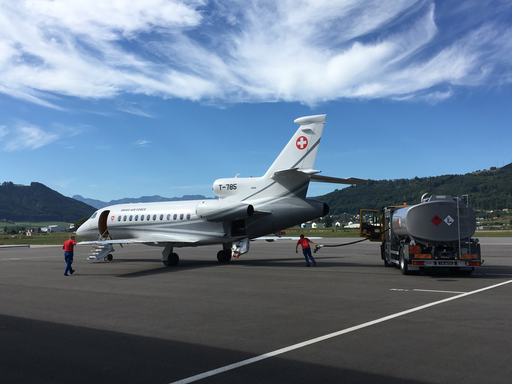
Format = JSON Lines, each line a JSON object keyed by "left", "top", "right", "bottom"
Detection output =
{"left": 170, "top": 279, "right": 512, "bottom": 384}
{"left": 413, "top": 289, "right": 466, "bottom": 294}
{"left": 0, "top": 256, "right": 62, "bottom": 261}
{"left": 485, "top": 273, "right": 512, "bottom": 277}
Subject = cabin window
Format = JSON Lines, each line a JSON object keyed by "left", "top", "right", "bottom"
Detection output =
{"left": 153, "top": 215, "right": 157, "bottom": 221}
{"left": 129, "top": 215, "right": 133, "bottom": 221}
{"left": 141, "top": 215, "right": 144, "bottom": 221}
{"left": 135, "top": 215, "right": 138, "bottom": 221}
{"left": 123, "top": 216, "right": 127, "bottom": 221}
{"left": 146, "top": 215, "right": 150, "bottom": 221}
{"left": 180, "top": 214, "right": 184, "bottom": 220}
{"left": 160, "top": 214, "right": 164, "bottom": 220}
{"left": 186, "top": 213, "right": 191, "bottom": 220}
{"left": 167, "top": 214, "right": 171, "bottom": 220}
{"left": 118, "top": 216, "right": 121, "bottom": 221}
{"left": 173, "top": 214, "right": 177, "bottom": 220}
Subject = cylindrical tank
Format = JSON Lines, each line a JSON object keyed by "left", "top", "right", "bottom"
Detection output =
{"left": 390, "top": 195, "right": 476, "bottom": 244}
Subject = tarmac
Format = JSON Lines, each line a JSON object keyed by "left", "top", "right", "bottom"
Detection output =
{"left": 1, "top": 237, "right": 512, "bottom": 384}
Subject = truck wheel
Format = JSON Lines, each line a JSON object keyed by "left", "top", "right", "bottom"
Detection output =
{"left": 400, "top": 251, "right": 409, "bottom": 275}
{"left": 381, "top": 244, "right": 392, "bottom": 267}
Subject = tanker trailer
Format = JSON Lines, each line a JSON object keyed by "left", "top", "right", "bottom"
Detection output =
{"left": 359, "top": 195, "right": 482, "bottom": 275}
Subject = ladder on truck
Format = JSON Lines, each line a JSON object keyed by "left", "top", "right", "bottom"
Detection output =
{"left": 457, "top": 195, "right": 472, "bottom": 257}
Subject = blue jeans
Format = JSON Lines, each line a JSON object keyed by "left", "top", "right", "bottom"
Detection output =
{"left": 64, "top": 252, "right": 74, "bottom": 275}
{"left": 302, "top": 247, "right": 316, "bottom": 264}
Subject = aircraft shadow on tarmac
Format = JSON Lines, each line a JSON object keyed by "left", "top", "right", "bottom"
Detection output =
{"left": 113, "top": 256, "right": 386, "bottom": 278}
{"left": 95, "top": 252, "right": 512, "bottom": 279}
{"left": 0, "top": 313, "right": 432, "bottom": 384}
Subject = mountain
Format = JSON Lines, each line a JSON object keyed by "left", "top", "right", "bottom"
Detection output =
{"left": 0, "top": 182, "right": 96, "bottom": 222}
{"left": 318, "top": 163, "right": 512, "bottom": 215}
{"left": 73, "top": 194, "right": 213, "bottom": 209}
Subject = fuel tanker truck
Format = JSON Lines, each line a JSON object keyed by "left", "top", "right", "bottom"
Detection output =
{"left": 359, "top": 194, "right": 482, "bottom": 275}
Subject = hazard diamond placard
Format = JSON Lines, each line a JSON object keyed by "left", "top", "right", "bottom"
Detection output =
{"left": 431, "top": 215, "right": 442, "bottom": 226}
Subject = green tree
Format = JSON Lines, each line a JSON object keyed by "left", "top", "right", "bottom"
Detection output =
{"left": 74, "top": 216, "right": 90, "bottom": 231}
{"left": 323, "top": 216, "right": 333, "bottom": 228}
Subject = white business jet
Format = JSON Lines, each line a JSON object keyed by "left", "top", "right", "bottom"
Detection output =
{"left": 77, "top": 114, "right": 367, "bottom": 265}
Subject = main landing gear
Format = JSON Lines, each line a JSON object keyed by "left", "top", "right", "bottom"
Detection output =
{"left": 163, "top": 252, "right": 179, "bottom": 266}
{"left": 161, "top": 244, "right": 233, "bottom": 267}
{"left": 217, "top": 249, "right": 232, "bottom": 263}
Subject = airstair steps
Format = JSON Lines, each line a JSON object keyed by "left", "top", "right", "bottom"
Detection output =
{"left": 87, "top": 243, "right": 115, "bottom": 260}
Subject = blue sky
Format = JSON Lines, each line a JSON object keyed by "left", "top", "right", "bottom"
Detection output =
{"left": 1, "top": 0, "right": 512, "bottom": 202}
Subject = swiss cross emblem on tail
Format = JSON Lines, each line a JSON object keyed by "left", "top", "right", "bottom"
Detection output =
{"left": 296, "top": 136, "right": 308, "bottom": 150}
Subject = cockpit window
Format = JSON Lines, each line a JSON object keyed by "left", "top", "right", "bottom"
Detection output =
{"left": 91, "top": 212, "right": 98, "bottom": 219}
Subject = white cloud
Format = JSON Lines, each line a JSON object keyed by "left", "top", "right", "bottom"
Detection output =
{"left": 0, "top": 0, "right": 511, "bottom": 107}
{"left": 0, "top": 121, "right": 88, "bottom": 151}
{"left": 2, "top": 122, "right": 59, "bottom": 151}
{"left": 134, "top": 140, "right": 151, "bottom": 146}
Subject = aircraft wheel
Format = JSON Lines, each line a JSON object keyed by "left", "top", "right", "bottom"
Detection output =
{"left": 217, "top": 250, "right": 231, "bottom": 263}
{"left": 163, "top": 253, "right": 179, "bottom": 267}
{"left": 106, "top": 254, "right": 113, "bottom": 261}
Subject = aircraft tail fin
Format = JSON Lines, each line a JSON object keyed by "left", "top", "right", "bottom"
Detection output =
{"left": 213, "top": 114, "right": 368, "bottom": 201}
{"left": 263, "top": 114, "right": 326, "bottom": 179}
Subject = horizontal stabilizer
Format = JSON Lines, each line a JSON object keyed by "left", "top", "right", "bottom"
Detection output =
{"left": 271, "top": 168, "right": 319, "bottom": 180}
{"left": 271, "top": 168, "right": 369, "bottom": 185}
{"left": 310, "top": 175, "right": 369, "bottom": 185}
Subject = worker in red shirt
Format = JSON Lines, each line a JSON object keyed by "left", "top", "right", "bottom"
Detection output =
{"left": 295, "top": 234, "right": 318, "bottom": 267}
{"left": 62, "top": 235, "right": 77, "bottom": 276}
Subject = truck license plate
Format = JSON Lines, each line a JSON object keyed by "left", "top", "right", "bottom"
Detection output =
{"left": 438, "top": 261, "right": 454, "bottom": 266}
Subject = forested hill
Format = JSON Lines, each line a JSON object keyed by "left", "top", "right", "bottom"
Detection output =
{"left": 73, "top": 194, "right": 212, "bottom": 209}
{"left": 0, "top": 182, "right": 96, "bottom": 222}
{"left": 318, "top": 163, "right": 512, "bottom": 215}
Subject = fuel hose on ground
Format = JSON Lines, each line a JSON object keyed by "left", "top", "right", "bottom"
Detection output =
{"left": 313, "top": 238, "right": 368, "bottom": 253}
{"left": 313, "top": 232, "right": 381, "bottom": 253}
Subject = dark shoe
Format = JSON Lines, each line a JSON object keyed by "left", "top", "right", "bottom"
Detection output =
{"left": 306, "top": 264, "right": 310, "bottom": 267}
{"left": 70, "top": 270, "right": 75, "bottom": 275}
{"left": 313, "top": 262, "right": 316, "bottom": 266}
{"left": 64, "top": 274, "right": 68, "bottom": 276}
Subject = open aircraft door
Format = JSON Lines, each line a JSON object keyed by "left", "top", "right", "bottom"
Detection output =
{"left": 98, "top": 210, "right": 110, "bottom": 239}
{"left": 359, "top": 209, "right": 384, "bottom": 241}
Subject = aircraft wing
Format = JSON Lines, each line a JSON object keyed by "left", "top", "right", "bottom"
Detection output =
{"left": 78, "top": 239, "right": 137, "bottom": 245}
{"left": 253, "top": 236, "right": 322, "bottom": 242}
{"left": 78, "top": 233, "right": 201, "bottom": 246}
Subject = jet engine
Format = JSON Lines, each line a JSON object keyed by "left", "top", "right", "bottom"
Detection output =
{"left": 196, "top": 200, "right": 254, "bottom": 222}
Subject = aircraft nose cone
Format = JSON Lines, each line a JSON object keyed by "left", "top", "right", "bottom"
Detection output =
{"left": 76, "top": 225, "right": 85, "bottom": 237}
{"left": 76, "top": 222, "right": 92, "bottom": 239}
